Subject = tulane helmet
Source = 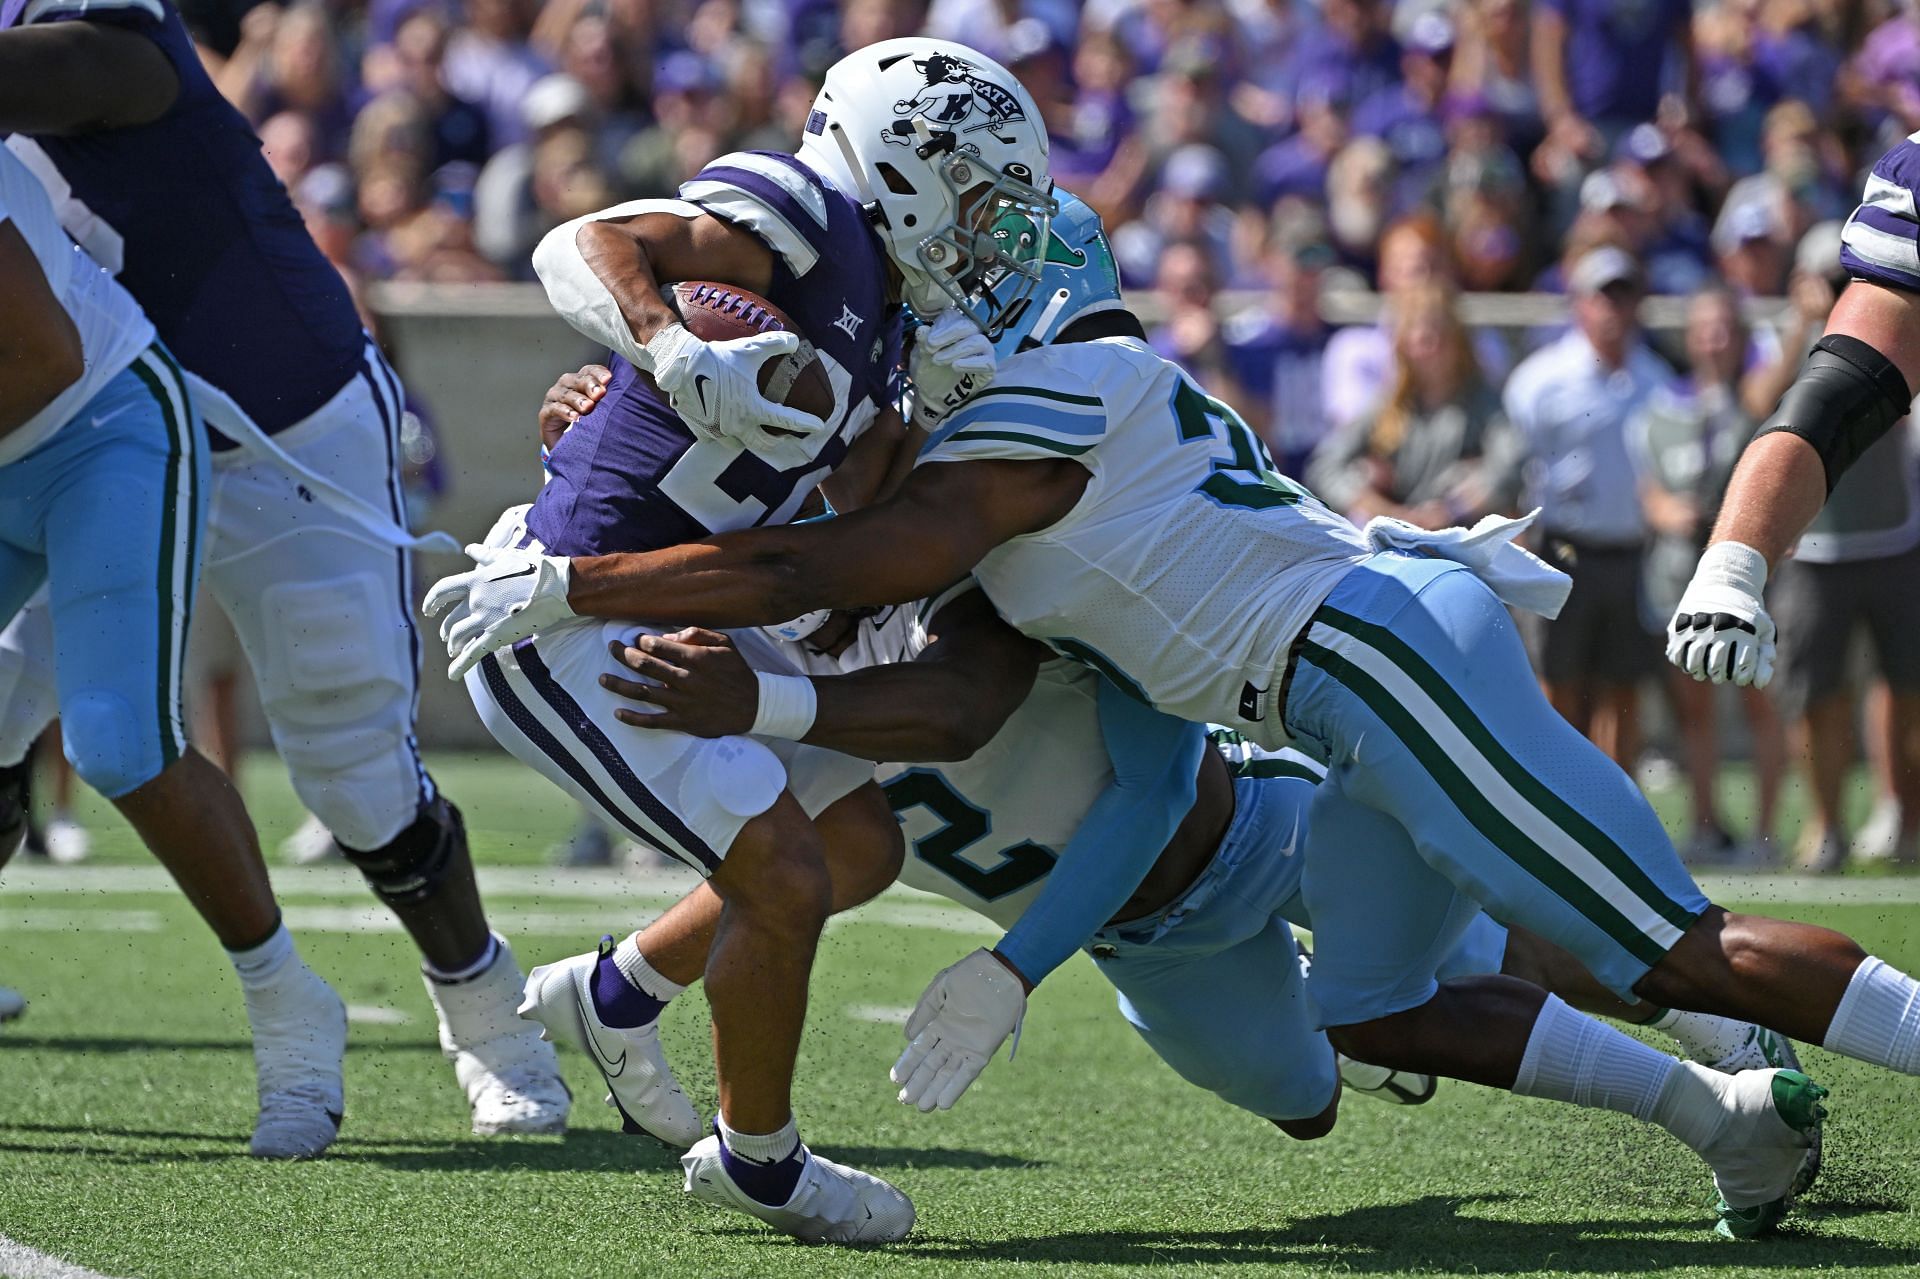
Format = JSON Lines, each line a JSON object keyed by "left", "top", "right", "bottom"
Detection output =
{"left": 981, "top": 189, "right": 1125, "bottom": 357}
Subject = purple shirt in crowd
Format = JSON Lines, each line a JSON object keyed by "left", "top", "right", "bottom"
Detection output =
{"left": 1541, "top": 0, "right": 1690, "bottom": 125}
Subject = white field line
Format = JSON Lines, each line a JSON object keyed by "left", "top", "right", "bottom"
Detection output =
{"left": 0, "top": 1235, "right": 124, "bottom": 1279}
{"left": 344, "top": 1004, "right": 411, "bottom": 1025}
{"left": 847, "top": 1004, "right": 914, "bottom": 1025}
{"left": 0, "top": 910, "right": 160, "bottom": 933}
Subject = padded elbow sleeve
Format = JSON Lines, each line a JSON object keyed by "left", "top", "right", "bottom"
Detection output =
{"left": 1754, "top": 333, "right": 1912, "bottom": 494}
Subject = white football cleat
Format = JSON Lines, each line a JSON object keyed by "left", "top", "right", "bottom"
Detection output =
{"left": 0, "top": 985, "right": 25, "bottom": 1024}
{"left": 43, "top": 815, "right": 90, "bottom": 865}
{"left": 682, "top": 1134, "right": 916, "bottom": 1244}
{"left": 518, "top": 944, "right": 701, "bottom": 1147}
{"left": 1701, "top": 1028, "right": 1821, "bottom": 1196}
{"left": 425, "top": 935, "right": 571, "bottom": 1136}
{"left": 1687, "top": 1064, "right": 1827, "bottom": 1238}
{"left": 245, "top": 959, "right": 347, "bottom": 1159}
{"left": 1337, "top": 1053, "right": 1437, "bottom": 1105}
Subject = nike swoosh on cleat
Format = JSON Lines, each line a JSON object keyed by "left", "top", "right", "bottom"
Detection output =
{"left": 575, "top": 982, "right": 627, "bottom": 1077}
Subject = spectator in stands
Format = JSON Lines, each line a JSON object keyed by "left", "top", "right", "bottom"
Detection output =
{"left": 1352, "top": 9, "right": 1454, "bottom": 217}
{"left": 1852, "top": 1, "right": 1920, "bottom": 135}
{"left": 1503, "top": 245, "right": 1669, "bottom": 771}
{"left": 1531, "top": 0, "right": 1696, "bottom": 227}
{"left": 259, "top": 109, "right": 319, "bottom": 190}
{"left": 1694, "top": 0, "right": 1776, "bottom": 180}
{"left": 1629, "top": 285, "right": 1786, "bottom": 866}
{"left": 1712, "top": 195, "right": 1791, "bottom": 297}
{"left": 1283, "top": 0, "right": 1399, "bottom": 110}
{"left": 923, "top": 0, "right": 1078, "bottom": 68}
{"left": 1223, "top": 216, "right": 1336, "bottom": 474}
{"left": 388, "top": 10, "right": 492, "bottom": 169}
{"left": 1228, "top": 0, "right": 1324, "bottom": 134}
{"left": 551, "top": 13, "right": 649, "bottom": 164}
{"left": 1451, "top": 0, "right": 1541, "bottom": 153}
{"left": 619, "top": 51, "right": 727, "bottom": 198}
{"left": 1437, "top": 92, "right": 1531, "bottom": 290}
{"left": 217, "top": 2, "right": 355, "bottom": 161}
{"left": 1251, "top": 74, "right": 1352, "bottom": 208}
{"left": 1052, "top": 27, "right": 1148, "bottom": 220}
{"left": 1308, "top": 281, "right": 1522, "bottom": 529}
{"left": 1148, "top": 239, "right": 1240, "bottom": 393}
{"left": 1112, "top": 144, "right": 1245, "bottom": 289}
{"left": 1615, "top": 123, "right": 1715, "bottom": 296}
{"left": 1139, "top": 36, "right": 1266, "bottom": 201}
{"left": 473, "top": 74, "right": 593, "bottom": 274}
{"left": 1325, "top": 136, "right": 1394, "bottom": 277}
{"left": 443, "top": 0, "right": 549, "bottom": 151}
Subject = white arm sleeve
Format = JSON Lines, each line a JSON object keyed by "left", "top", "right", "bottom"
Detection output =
{"left": 529, "top": 197, "right": 703, "bottom": 371}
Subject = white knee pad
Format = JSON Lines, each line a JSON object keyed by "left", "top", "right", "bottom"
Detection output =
{"left": 245, "top": 571, "right": 424, "bottom": 848}
{"left": 0, "top": 598, "right": 59, "bottom": 767}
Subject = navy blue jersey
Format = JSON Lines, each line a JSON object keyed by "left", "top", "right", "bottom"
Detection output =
{"left": 528, "top": 151, "right": 901, "bottom": 556}
{"left": 1841, "top": 135, "right": 1920, "bottom": 295}
{"left": 1, "top": 0, "right": 365, "bottom": 439}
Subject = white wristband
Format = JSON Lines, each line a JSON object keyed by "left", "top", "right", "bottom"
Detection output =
{"left": 1699, "top": 540, "right": 1768, "bottom": 596}
{"left": 750, "top": 671, "right": 818, "bottom": 740}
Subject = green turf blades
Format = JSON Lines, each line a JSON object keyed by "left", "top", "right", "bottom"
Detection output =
{"left": 1713, "top": 1070, "right": 1831, "bottom": 1239}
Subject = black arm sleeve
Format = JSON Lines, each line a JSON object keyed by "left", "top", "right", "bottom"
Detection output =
{"left": 1754, "top": 333, "right": 1913, "bottom": 494}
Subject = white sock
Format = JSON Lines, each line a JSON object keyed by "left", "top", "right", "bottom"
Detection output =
{"left": 717, "top": 1113, "right": 801, "bottom": 1163}
{"left": 229, "top": 924, "right": 297, "bottom": 990}
{"left": 424, "top": 933, "right": 501, "bottom": 985}
{"left": 1647, "top": 1007, "right": 1758, "bottom": 1063}
{"left": 1822, "top": 957, "right": 1920, "bottom": 1074}
{"left": 614, "top": 934, "right": 687, "bottom": 1003}
{"left": 1512, "top": 995, "right": 1675, "bottom": 1122}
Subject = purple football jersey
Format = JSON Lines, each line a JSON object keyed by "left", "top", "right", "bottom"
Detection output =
{"left": 1, "top": 0, "right": 367, "bottom": 441}
{"left": 1841, "top": 138, "right": 1920, "bottom": 295}
{"left": 527, "top": 151, "right": 901, "bottom": 556}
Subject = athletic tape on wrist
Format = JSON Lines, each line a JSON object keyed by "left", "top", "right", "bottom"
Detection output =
{"left": 750, "top": 671, "right": 817, "bottom": 740}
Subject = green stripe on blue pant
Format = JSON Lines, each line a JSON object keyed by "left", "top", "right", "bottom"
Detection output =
{"left": 1283, "top": 551, "right": 1708, "bottom": 1028}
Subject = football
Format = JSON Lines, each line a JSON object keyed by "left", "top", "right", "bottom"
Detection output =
{"left": 668, "top": 280, "right": 836, "bottom": 425}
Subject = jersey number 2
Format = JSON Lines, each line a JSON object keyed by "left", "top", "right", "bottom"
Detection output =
{"left": 883, "top": 770, "right": 1056, "bottom": 901}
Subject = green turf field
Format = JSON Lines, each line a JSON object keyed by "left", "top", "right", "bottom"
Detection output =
{"left": 2, "top": 755, "right": 1917, "bottom": 1278}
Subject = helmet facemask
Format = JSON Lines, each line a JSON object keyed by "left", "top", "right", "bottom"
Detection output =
{"left": 894, "top": 124, "right": 1056, "bottom": 339}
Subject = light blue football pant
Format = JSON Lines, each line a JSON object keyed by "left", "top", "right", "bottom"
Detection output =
{"left": 0, "top": 347, "right": 204, "bottom": 798}
{"left": 1286, "top": 551, "right": 1711, "bottom": 1030}
{"left": 1086, "top": 770, "right": 1510, "bottom": 1121}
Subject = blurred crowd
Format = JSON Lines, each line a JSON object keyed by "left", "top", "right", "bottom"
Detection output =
{"left": 137, "top": 0, "right": 1919, "bottom": 875}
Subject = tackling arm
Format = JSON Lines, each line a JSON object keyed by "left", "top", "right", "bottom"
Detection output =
{"left": 0, "top": 218, "right": 83, "bottom": 437}
{"left": 570, "top": 457, "right": 1088, "bottom": 627}
{"left": 0, "top": 23, "right": 178, "bottom": 134}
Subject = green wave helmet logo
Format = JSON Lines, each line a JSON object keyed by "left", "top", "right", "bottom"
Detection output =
{"left": 991, "top": 210, "right": 1085, "bottom": 269}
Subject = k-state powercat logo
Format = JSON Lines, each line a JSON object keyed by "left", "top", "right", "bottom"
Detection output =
{"left": 885, "top": 53, "right": 1028, "bottom": 146}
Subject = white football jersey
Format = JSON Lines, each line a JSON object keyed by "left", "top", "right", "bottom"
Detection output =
{"left": 916, "top": 338, "right": 1368, "bottom": 749}
{"left": 773, "top": 591, "right": 1324, "bottom": 929}
{"left": 0, "top": 146, "right": 155, "bottom": 466}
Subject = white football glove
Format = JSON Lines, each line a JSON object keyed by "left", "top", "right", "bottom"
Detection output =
{"left": 1666, "top": 541, "right": 1775, "bottom": 687}
{"left": 422, "top": 543, "right": 576, "bottom": 679}
{"left": 907, "top": 306, "right": 998, "bottom": 429}
{"left": 890, "top": 948, "right": 1026, "bottom": 1112}
{"left": 644, "top": 322, "right": 829, "bottom": 448}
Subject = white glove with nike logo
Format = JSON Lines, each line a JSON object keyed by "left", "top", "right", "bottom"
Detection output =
{"left": 1666, "top": 540, "right": 1775, "bottom": 687}
{"left": 907, "top": 307, "right": 998, "bottom": 429}
{"left": 423, "top": 544, "right": 576, "bottom": 679}
{"left": 644, "top": 322, "right": 829, "bottom": 446}
{"left": 891, "top": 948, "right": 1026, "bottom": 1112}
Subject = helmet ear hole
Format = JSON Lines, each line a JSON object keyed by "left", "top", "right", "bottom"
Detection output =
{"left": 875, "top": 162, "right": 917, "bottom": 196}
{"left": 903, "top": 214, "right": 917, "bottom": 228}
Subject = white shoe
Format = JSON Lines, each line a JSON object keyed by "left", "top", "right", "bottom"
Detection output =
{"left": 1337, "top": 1053, "right": 1437, "bottom": 1105}
{"left": 1703, "top": 1027, "right": 1820, "bottom": 1196}
{"left": 1853, "top": 799, "right": 1902, "bottom": 862}
{"left": 44, "top": 816, "right": 90, "bottom": 865}
{"left": 425, "top": 936, "right": 571, "bottom": 1136}
{"left": 280, "top": 813, "right": 341, "bottom": 865}
{"left": 1684, "top": 1064, "right": 1827, "bottom": 1238}
{"left": 0, "top": 986, "right": 24, "bottom": 1024}
{"left": 682, "top": 1134, "right": 916, "bottom": 1244}
{"left": 245, "top": 960, "right": 347, "bottom": 1159}
{"left": 518, "top": 943, "right": 701, "bottom": 1147}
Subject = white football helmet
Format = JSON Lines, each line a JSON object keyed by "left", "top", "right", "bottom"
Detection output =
{"left": 797, "top": 38, "right": 1056, "bottom": 338}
